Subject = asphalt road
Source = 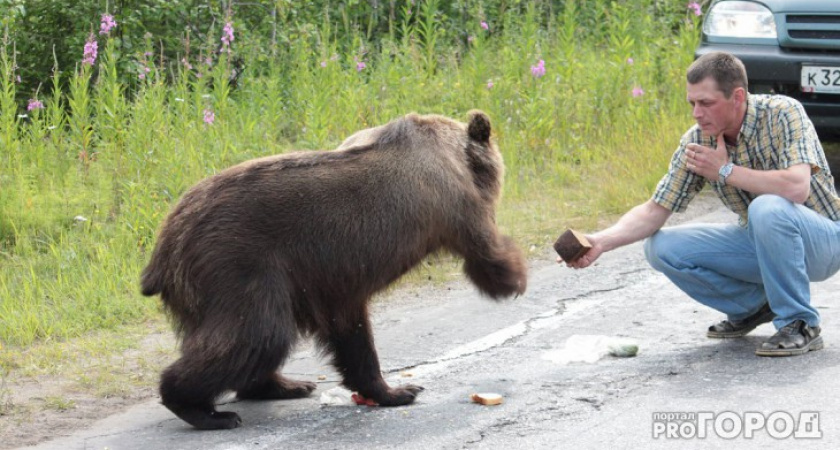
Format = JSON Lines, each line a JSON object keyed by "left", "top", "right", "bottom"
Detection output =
{"left": 24, "top": 200, "right": 840, "bottom": 449}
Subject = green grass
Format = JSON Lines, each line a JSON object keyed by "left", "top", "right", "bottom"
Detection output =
{"left": 43, "top": 396, "right": 76, "bottom": 412}
{"left": 0, "top": 319, "right": 173, "bottom": 414}
{"left": 1, "top": 2, "right": 701, "bottom": 374}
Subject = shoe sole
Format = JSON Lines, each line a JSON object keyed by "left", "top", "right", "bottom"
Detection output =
{"left": 707, "top": 328, "right": 757, "bottom": 339}
{"left": 755, "top": 336, "right": 824, "bottom": 357}
{"left": 707, "top": 312, "right": 776, "bottom": 339}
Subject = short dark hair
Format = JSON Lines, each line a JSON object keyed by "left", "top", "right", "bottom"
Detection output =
{"left": 687, "top": 52, "right": 748, "bottom": 98}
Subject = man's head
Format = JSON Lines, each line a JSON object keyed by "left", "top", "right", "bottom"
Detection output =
{"left": 686, "top": 52, "right": 749, "bottom": 139}
{"left": 688, "top": 52, "right": 748, "bottom": 97}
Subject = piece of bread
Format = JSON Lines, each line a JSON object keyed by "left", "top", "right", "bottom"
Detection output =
{"left": 553, "top": 229, "right": 592, "bottom": 262}
{"left": 470, "top": 393, "right": 503, "bottom": 406}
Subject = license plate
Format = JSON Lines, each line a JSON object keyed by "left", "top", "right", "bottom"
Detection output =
{"left": 801, "top": 66, "right": 840, "bottom": 94}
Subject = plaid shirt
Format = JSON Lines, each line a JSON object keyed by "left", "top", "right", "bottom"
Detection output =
{"left": 652, "top": 94, "right": 840, "bottom": 226}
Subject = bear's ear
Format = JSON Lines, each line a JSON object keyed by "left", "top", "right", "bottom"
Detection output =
{"left": 467, "top": 110, "right": 492, "bottom": 143}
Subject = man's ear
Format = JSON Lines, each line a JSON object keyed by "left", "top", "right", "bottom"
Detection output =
{"left": 733, "top": 87, "right": 746, "bottom": 104}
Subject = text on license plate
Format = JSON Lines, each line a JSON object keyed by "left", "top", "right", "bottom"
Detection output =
{"left": 801, "top": 66, "right": 840, "bottom": 94}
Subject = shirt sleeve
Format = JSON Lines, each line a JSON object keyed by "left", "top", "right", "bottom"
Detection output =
{"left": 775, "top": 98, "right": 824, "bottom": 173}
{"left": 651, "top": 129, "right": 707, "bottom": 213}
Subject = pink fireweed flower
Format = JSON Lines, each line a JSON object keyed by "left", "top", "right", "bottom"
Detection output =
{"left": 82, "top": 34, "right": 98, "bottom": 66}
{"left": 632, "top": 86, "right": 645, "bottom": 97}
{"left": 627, "top": 57, "right": 634, "bottom": 65}
{"left": 221, "top": 22, "right": 234, "bottom": 49}
{"left": 138, "top": 65, "right": 151, "bottom": 80}
{"left": 356, "top": 61, "right": 366, "bottom": 72}
{"left": 100, "top": 14, "right": 117, "bottom": 35}
{"left": 203, "top": 109, "right": 215, "bottom": 125}
{"left": 480, "top": 21, "right": 489, "bottom": 30}
{"left": 27, "top": 99, "right": 44, "bottom": 111}
{"left": 531, "top": 59, "right": 546, "bottom": 78}
{"left": 688, "top": 2, "right": 702, "bottom": 16}
{"left": 487, "top": 81, "right": 494, "bottom": 89}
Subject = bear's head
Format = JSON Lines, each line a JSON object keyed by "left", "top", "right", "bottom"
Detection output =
{"left": 337, "top": 110, "right": 504, "bottom": 204}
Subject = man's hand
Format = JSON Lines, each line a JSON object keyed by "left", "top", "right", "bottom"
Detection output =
{"left": 685, "top": 134, "right": 728, "bottom": 181}
{"left": 554, "top": 200, "right": 673, "bottom": 271}
{"left": 556, "top": 236, "right": 603, "bottom": 269}
{"left": 686, "top": 135, "right": 811, "bottom": 203}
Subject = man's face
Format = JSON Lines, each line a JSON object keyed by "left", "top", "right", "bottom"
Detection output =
{"left": 686, "top": 77, "right": 744, "bottom": 138}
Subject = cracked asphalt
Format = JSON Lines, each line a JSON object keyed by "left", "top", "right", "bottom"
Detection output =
{"left": 25, "top": 197, "right": 840, "bottom": 449}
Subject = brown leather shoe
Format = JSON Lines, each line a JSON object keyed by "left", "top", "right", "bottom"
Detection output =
{"left": 707, "top": 303, "right": 775, "bottom": 338}
{"left": 755, "top": 320, "right": 823, "bottom": 357}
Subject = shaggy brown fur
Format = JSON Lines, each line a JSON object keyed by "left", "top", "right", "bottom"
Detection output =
{"left": 140, "top": 110, "right": 527, "bottom": 430}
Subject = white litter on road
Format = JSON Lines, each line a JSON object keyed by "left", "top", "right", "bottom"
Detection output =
{"left": 318, "top": 387, "right": 355, "bottom": 406}
{"left": 541, "top": 335, "right": 639, "bottom": 364}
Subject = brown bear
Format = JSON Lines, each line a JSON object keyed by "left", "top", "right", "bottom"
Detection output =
{"left": 140, "top": 110, "right": 527, "bottom": 430}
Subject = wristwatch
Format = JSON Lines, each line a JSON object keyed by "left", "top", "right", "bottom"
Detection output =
{"left": 718, "top": 161, "right": 734, "bottom": 185}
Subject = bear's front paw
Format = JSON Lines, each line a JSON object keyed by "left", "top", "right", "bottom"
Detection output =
{"left": 370, "top": 385, "right": 425, "bottom": 407}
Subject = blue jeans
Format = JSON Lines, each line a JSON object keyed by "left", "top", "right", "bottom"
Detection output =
{"left": 644, "top": 195, "right": 840, "bottom": 329}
